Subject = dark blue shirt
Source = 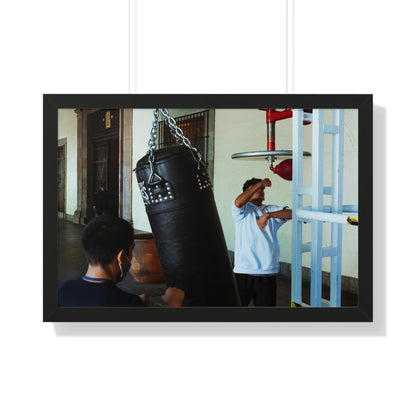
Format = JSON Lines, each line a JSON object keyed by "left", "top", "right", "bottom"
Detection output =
{"left": 58, "top": 278, "right": 145, "bottom": 307}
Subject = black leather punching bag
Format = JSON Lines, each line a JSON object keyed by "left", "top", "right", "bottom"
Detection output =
{"left": 135, "top": 145, "right": 240, "bottom": 306}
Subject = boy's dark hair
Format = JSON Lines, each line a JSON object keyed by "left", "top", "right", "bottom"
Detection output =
{"left": 243, "top": 178, "right": 262, "bottom": 192}
{"left": 81, "top": 215, "right": 134, "bottom": 266}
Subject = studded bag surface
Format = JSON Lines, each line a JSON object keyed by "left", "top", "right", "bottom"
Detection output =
{"left": 135, "top": 145, "right": 240, "bottom": 306}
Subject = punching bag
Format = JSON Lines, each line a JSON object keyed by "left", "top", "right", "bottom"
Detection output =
{"left": 135, "top": 145, "right": 240, "bottom": 306}
{"left": 270, "top": 158, "right": 292, "bottom": 180}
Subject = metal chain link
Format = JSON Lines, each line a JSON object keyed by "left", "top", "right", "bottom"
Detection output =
{"left": 147, "top": 108, "right": 159, "bottom": 164}
{"left": 160, "top": 109, "right": 188, "bottom": 146}
{"left": 146, "top": 108, "right": 204, "bottom": 181}
{"left": 159, "top": 108, "right": 203, "bottom": 166}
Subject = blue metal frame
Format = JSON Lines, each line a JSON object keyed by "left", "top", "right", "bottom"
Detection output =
{"left": 291, "top": 109, "right": 347, "bottom": 307}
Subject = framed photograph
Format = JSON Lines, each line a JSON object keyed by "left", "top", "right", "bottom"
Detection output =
{"left": 44, "top": 94, "right": 372, "bottom": 322}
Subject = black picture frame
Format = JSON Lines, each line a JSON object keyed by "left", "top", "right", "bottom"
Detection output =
{"left": 44, "top": 94, "right": 372, "bottom": 322}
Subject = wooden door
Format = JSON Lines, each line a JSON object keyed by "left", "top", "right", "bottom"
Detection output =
{"left": 86, "top": 109, "right": 120, "bottom": 222}
{"left": 91, "top": 138, "right": 119, "bottom": 217}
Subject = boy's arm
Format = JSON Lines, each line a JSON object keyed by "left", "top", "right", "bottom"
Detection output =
{"left": 234, "top": 178, "right": 271, "bottom": 208}
{"left": 257, "top": 209, "right": 292, "bottom": 229}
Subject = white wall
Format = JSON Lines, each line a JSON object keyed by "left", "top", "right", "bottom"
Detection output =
{"left": 132, "top": 1, "right": 287, "bottom": 93}
{"left": 131, "top": 109, "right": 153, "bottom": 231}
{"left": 57, "top": 109, "right": 78, "bottom": 216}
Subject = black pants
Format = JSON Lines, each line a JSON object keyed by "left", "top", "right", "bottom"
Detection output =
{"left": 235, "top": 273, "right": 277, "bottom": 306}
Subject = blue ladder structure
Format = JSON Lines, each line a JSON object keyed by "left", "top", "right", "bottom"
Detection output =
{"left": 291, "top": 109, "right": 357, "bottom": 307}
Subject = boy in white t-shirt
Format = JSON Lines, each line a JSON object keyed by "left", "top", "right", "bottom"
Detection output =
{"left": 232, "top": 178, "right": 292, "bottom": 306}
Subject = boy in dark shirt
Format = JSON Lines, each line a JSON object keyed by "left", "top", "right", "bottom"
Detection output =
{"left": 58, "top": 215, "right": 183, "bottom": 307}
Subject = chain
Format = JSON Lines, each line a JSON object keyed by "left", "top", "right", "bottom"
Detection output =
{"left": 159, "top": 109, "right": 188, "bottom": 145}
{"left": 159, "top": 109, "right": 203, "bottom": 166}
{"left": 146, "top": 108, "right": 203, "bottom": 180}
{"left": 147, "top": 108, "right": 159, "bottom": 165}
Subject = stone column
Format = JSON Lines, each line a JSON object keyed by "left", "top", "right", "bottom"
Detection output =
{"left": 72, "top": 109, "right": 83, "bottom": 224}
{"left": 73, "top": 109, "right": 88, "bottom": 224}
{"left": 119, "top": 109, "right": 133, "bottom": 224}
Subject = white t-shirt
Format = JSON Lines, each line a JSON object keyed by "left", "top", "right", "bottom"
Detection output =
{"left": 231, "top": 199, "right": 289, "bottom": 275}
